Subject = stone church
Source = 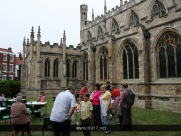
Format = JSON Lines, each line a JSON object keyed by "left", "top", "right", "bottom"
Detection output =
{"left": 21, "top": 0, "right": 181, "bottom": 112}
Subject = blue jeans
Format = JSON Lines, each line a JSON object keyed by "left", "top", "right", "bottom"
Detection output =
{"left": 103, "top": 109, "right": 111, "bottom": 132}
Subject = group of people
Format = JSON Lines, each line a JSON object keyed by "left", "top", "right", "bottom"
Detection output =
{"left": 50, "top": 81, "right": 133, "bottom": 136}
{"left": 1, "top": 82, "right": 132, "bottom": 136}
{"left": 0, "top": 92, "right": 46, "bottom": 135}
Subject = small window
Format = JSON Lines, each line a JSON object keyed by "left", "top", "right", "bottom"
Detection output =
{"left": 72, "top": 60, "right": 78, "bottom": 78}
{"left": 87, "top": 31, "right": 92, "bottom": 40}
{"left": 129, "top": 11, "right": 139, "bottom": 26}
{"left": 1, "top": 76, "right": 6, "bottom": 80}
{"left": 111, "top": 18, "right": 119, "bottom": 32}
{"left": 3, "top": 64, "right": 6, "bottom": 71}
{"left": 3, "top": 54, "right": 7, "bottom": 61}
{"left": 152, "top": 0, "right": 166, "bottom": 19}
{"left": 8, "top": 76, "right": 13, "bottom": 80}
{"left": 66, "top": 60, "right": 71, "bottom": 77}
{"left": 10, "top": 55, "right": 14, "bottom": 62}
{"left": 98, "top": 26, "right": 103, "bottom": 38}
{"left": 45, "top": 59, "right": 50, "bottom": 77}
{"left": 10, "top": 65, "right": 13, "bottom": 72}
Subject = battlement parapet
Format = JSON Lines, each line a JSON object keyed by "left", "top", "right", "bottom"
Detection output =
{"left": 85, "top": 15, "right": 105, "bottom": 29}
{"left": 53, "top": 43, "right": 59, "bottom": 46}
{"left": 84, "top": 0, "right": 141, "bottom": 29}
{"left": 69, "top": 45, "right": 74, "bottom": 49}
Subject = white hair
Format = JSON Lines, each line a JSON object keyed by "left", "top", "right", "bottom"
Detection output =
{"left": 16, "top": 96, "right": 22, "bottom": 102}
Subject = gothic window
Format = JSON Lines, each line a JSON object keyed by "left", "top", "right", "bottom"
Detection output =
{"left": 129, "top": 11, "right": 139, "bottom": 26}
{"left": 98, "top": 26, "right": 103, "bottom": 38}
{"left": 72, "top": 60, "right": 78, "bottom": 78}
{"left": 100, "top": 47, "right": 108, "bottom": 81}
{"left": 45, "top": 59, "right": 50, "bottom": 77}
{"left": 152, "top": 0, "right": 166, "bottom": 19}
{"left": 87, "top": 31, "right": 92, "bottom": 40}
{"left": 66, "top": 60, "right": 71, "bottom": 77}
{"left": 123, "top": 41, "right": 139, "bottom": 79}
{"left": 157, "top": 31, "right": 181, "bottom": 78}
{"left": 53, "top": 59, "right": 58, "bottom": 77}
{"left": 83, "top": 52, "right": 88, "bottom": 80}
{"left": 111, "top": 18, "right": 119, "bottom": 32}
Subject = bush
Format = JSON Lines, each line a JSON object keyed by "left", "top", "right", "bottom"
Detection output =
{"left": 0, "top": 80, "right": 21, "bottom": 98}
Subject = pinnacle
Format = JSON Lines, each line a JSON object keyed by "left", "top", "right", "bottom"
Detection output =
{"left": 38, "top": 26, "right": 41, "bottom": 36}
{"left": 31, "top": 26, "right": 34, "bottom": 37}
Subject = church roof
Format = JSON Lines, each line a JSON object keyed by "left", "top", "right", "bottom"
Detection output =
{"left": 0, "top": 48, "right": 13, "bottom": 53}
{"left": 15, "top": 57, "right": 22, "bottom": 65}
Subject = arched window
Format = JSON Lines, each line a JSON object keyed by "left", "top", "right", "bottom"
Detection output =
{"left": 157, "top": 31, "right": 181, "bottom": 78}
{"left": 98, "top": 26, "right": 103, "bottom": 38}
{"left": 72, "top": 60, "right": 78, "bottom": 78}
{"left": 66, "top": 59, "right": 71, "bottom": 77}
{"left": 129, "top": 11, "right": 139, "bottom": 26}
{"left": 53, "top": 59, "right": 58, "bottom": 77}
{"left": 100, "top": 47, "right": 108, "bottom": 81}
{"left": 87, "top": 31, "right": 92, "bottom": 40}
{"left": 123, "top": 41, "right": 139, "bottom": 79}
{"left": 83, "top": 52, "right": 88, "bottom": 80}
{"left": 152, "top": 0, "right": 166, "bottom": 19}
{"left": 111, "top": 18, "right": 119, "bottom": 32}
{"left": 45, "top": 59, "right": 50, "bottom": 77}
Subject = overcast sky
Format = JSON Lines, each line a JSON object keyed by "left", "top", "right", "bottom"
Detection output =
{"left": 0, "top": 0, "right": 125, "bottom": 55}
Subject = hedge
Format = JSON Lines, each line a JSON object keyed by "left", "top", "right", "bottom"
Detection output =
{"left": 0, "top": 80, "right": 21, "bottom": 98}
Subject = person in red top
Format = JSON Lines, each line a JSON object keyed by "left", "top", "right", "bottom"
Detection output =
{"left": 79, "top": 83, "right": 90, "bottom": 101}
{"left": 110, "top": 86, "right": 120, "bottom": 117}
{"left": 90, "top": 83, "right": 102, "bottom": 126}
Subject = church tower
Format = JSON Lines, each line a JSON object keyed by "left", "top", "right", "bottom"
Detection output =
{"left": 80, "top": 4, "right": 88, "bottom": 43}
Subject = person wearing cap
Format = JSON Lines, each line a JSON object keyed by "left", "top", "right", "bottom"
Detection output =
{"left": 110, "top": 86, "right": 120, "bottom": 118}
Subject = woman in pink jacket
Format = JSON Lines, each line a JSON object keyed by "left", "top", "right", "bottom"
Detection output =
{"left": 90, "top": 83, "right": 102, "bottom": 126}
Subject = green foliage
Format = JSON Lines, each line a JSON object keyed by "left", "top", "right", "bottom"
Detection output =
{"left": 0, "top": 80, "right": 21, "bottom": 97}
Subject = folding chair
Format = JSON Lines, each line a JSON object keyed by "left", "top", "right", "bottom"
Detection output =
{"left": 0, "top": 109, "right": 10, "bottom": 124}
{"left": 0, "top": 101, "right": 6, "bottom": 107}
{"left": 5, "top": 101, "right": 13, "bottom": 109}
{"left": 22, "top": 100, "right": 27, "bottom": 104}
{"left": 41, "top": 117, "right": 53, "bottom": 136}
{"left": 52, "top": 97, "right": 55, "bottom": 101}
{"left": 26, "top": 105, "right": 41, "bottom": 123}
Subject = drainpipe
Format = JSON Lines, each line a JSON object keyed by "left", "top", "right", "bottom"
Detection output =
{"left": 91, "top": 46, "right": 96, "bottom": 85}
{"left": 144, "top": 30, "right": 151, "bottom": 108}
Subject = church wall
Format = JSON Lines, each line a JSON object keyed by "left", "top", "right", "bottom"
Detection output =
{"left": 21, "top": 0, "right": 181, "bottom": 112}
{"left": 82, "top": 0, "right": 181, "bottom": 112}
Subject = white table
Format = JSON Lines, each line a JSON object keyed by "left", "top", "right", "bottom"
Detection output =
{"left": 8, "top": 99, "right": 26, "bottom": 102}
{"left": 25, "top": 102, "right": 47, "bottom": 115}
{"left": 0, "top": 107, "right": 7, "bottom": 111}
{"left": 8, "top": 99, "right": 15, "bottom": 101}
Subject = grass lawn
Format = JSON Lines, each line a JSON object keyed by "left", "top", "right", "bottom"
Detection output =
{"left": 0, "top": 97, "right": 181, "bottom": 136}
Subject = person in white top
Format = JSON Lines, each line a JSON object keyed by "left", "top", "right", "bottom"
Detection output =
{"left": 50, "top": 86, "right": 76, "bottom": 136}
{"left": 0, "top": 92, "right": 6, "bottom": 107}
